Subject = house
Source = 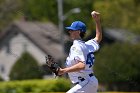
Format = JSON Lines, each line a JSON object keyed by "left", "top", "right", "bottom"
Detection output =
{"left": 0, "top": 20, "right": 68, "bottom": 81}
{"left": 103, "top": 28, "right": 140, "bottom": 44}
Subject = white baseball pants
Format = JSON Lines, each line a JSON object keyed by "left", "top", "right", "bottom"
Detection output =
{"left": 66, "top": 76, "right": 98, "bottom": 93}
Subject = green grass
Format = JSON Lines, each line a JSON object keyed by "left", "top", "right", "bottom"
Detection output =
{"left": 28, "top": 92, "right": 140, "bottom": 93}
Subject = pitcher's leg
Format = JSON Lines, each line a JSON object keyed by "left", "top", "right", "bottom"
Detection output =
{"left": 66, "top": 84, "right": 82, "bottom": 93}
{"left": 66, "top": 80, "right": 89, "bottom": 93}
{"left": 78, "top": 77, "right": 98, "bottom": 93}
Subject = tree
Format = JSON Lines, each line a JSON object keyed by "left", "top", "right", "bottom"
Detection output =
{"left": 94, "top": 43, "right": 140, "bottom": 91}
{"left": 0, "top": 0, "right": 21, "bottom": 31}
{"left": 93, "top": 0, "right": 140, "bottom": 34}
{"left": 9, "top": 52, "right": 43, "bottom": 80}
{"left": 21, "top": 0, "right": 58, "bottom": 23}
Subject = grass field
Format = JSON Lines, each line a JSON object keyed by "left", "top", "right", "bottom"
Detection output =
{"left": 43, "top": 92, "right": 140, "bottom": 93}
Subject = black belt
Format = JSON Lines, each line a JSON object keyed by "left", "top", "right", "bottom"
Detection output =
{"left": 89, "top": 73, "right": 94, "bottom": 77}
{"left": 74, "top": 73, "right": 94, "bottom": 85}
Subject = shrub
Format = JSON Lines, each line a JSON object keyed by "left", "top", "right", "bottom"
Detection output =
{"left": 0, "top": 76, "right": 3, "bottom": 81}
{"left": 0, "top": 78, "right": 71, "bottom": 93}
{"left": 9, "top": 52, "right": 44, "bottom": 80}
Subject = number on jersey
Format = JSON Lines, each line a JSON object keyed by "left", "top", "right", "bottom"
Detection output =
{"left": 86, "top": 52, "right": 95, "bottom": 68}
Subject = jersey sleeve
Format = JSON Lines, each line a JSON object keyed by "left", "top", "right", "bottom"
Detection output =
{"left": 71, "top": 45, "right": 86, "bottom": 63}
{"left": 85, "top": 39, "right": 100, "bottom": 52}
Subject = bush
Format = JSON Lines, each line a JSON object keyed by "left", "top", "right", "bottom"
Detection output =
{"left": 0, "top": 76, "right": 3, "bottom": 81}
{"left": 0, "top": 78, "right": 71, "bottom": 93}
{"left": 9, "top": 52, "right": 44, "bottom": 80}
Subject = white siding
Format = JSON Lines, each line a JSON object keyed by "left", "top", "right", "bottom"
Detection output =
{"left": 0, "top": 33, "right": 47, "bottom": 81}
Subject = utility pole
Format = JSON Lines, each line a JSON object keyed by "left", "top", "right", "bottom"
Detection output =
{"left": 57, "top": 0, "right": 64, "bottom": 51}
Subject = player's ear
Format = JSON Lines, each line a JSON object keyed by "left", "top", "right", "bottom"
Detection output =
{"left": 78, "top": 30, "right": 81, "bottom": 34}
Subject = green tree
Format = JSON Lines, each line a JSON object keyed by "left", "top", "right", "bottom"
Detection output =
{"left": 21, "top": 0, "right": 58, "bottom": 23}
{"left": 0, "top": 0, "right": 21, "bottom": 31}
{"left": 94, "top": 0, "right": 140, "bottom": 34}
{"left": 94, "top": 43, "right": 140, "bottom": 91}
{"left": 9, "top": 52, "right": 43, "bottom": 80}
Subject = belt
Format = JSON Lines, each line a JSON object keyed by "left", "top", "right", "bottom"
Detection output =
{"left": 74, "top": 73, "right": 94, "bottom": 85}
{"left": 89, "top": 73, "right": 94, "bottom": 77}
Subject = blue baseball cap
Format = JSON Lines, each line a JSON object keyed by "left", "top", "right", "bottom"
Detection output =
{"left": 65, "top": 21, "right": 86, "bottom": 32}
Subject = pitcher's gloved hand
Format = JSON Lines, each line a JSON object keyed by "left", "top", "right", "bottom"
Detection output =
{"left": 45, "top": 55, "right": 60, "bottom": 76}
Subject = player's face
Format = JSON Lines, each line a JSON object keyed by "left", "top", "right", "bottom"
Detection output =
{"left": 68, "top": 30, "right": 80, "bottom": 40}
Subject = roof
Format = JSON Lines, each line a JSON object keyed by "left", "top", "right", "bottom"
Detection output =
{"left": 0, "top": 20, "right": 68, "bottom": 60}
{"left": 104, "top": 28, "right": 140, "bottom": 44}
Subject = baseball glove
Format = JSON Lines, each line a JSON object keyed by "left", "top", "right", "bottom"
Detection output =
{"left": 45, "top": 55, "right": 60, "bottom": 76}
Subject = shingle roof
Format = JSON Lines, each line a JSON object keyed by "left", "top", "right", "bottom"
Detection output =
{"left": 104, "top": 28, "right": 140, "bottom": 44}
{"left": 1, "top": 20, "right": 68, "bottom": 60}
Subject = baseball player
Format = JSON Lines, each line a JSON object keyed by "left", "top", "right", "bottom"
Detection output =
{"left": 58, "top": 11, "right": 102, "bottom": 93}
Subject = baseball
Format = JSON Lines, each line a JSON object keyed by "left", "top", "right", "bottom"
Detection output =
{"left": 91, "top": 11, "right": 96, "bottom": 15}
{"left": 91, "top": 11, "right": 100, "bottom": 16}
